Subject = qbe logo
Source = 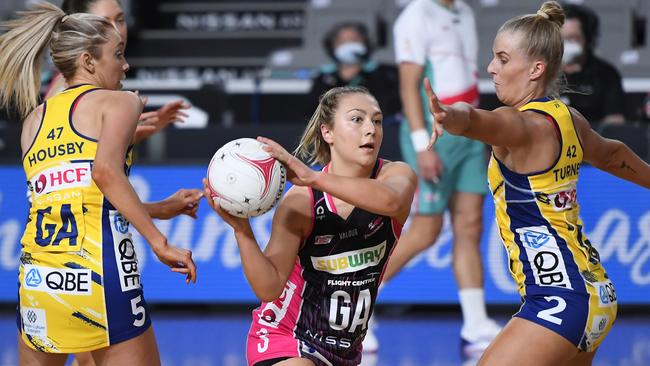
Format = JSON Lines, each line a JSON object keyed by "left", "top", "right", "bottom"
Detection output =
{"left": 23, "top": 265, "right": 92, "bottom": 295}
{"left": 113, "top": 213, "right": 129, "bottom": 234}
{"left": 596, "top": 281, "right": 617, "bottom": 307}
{"left": 111, "top": 210, "right": 141, "bottom": 292}
{"left": 21, "top": 307, "right": 47, "bottom": 337}
{"left": 520, "top": 228, "right": 550, "bottom": 249}
{"left": 515, "top": 226, "right": 572, "bottom": 289}
{"left": 25, "top": 267, "right": 43, "bottom": 287}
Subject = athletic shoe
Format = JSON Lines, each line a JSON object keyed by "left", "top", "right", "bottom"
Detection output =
{"left": 460, "top": 318, "right": 502, "bottom": 358}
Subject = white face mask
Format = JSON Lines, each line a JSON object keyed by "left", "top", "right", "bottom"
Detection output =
{"left": 334, "top": 42, "right": 367, "bottom": 64}
{"left": 563, "top": 40, "right": 583, "bottom": 65}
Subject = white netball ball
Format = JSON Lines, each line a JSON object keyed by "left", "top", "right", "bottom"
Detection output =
{"left": 207, "top": 138, "right": 286, "bottom": 218}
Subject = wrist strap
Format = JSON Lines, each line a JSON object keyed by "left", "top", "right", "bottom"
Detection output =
{"left": 410, "top": 128, "right": 429, "bottom": 152}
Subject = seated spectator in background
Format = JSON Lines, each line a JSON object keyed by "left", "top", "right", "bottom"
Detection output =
{"left": 307, "top": 22, "right": 401, "bottom": 121}
{"left": 560, "top": 3, "right": 625, "bottom": 125}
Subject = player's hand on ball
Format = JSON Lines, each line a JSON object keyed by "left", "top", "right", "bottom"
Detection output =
{"left": 152, "top": 240, "right": 196, "bottom": 284}
{"left": 257, "top": 136, "right": 317, "bottom": 186}
{"left": 202, "top": 178, "right": 251, "bottom": 232}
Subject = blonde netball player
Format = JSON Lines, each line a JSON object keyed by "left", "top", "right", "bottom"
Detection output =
{"left": 0, "top": 3, "right": 197, "bottom": 365}
{"left": 204, "top": 86, "right": 417, "bottom": 365}
{"left": 422, "top": 1, "right": 650, "bottom": 365}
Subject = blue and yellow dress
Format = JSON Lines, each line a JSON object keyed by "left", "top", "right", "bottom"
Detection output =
{"left": 487, "top": 97, "right": 617, "bottom": 352}
{"left": 18, "top": 84, "right": 150, "bottom": 353}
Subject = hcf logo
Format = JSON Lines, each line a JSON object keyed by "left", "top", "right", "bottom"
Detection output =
{"left": 25, "top": 268, "right": 42, "bottom": 287}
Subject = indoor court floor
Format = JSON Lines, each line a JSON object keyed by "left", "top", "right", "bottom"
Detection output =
{"left": 0, "top": 308, "right": 648, "bottom": 366}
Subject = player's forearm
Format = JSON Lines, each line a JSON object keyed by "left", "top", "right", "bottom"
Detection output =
{"left": 313, "top": 173, "right": 405, "bottom": 217}
{"left": 599, "top": 140, "right": 650, "bottom": 189}
{"left": 143, "top": 201, "right": 165, "bottom": 219}
{"left": 234, "top": 228, "right": 287, "bottom": 302}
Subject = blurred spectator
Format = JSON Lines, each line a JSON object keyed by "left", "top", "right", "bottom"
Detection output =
{"left": 561, "top": 3, "right": 625, "bottom": 125}
{"left": 373, "top": 0, "right": 500, "bottom": 358}
{"left": 306, "top": 22, "right": 401, "bottom": 121}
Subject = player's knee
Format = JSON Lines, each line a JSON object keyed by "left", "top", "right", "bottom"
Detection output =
{"left": 409, "top": 217, "right": 442, "bottom": 246}
{"left": 453, "top": 210, "right": 482, "bottom": 231}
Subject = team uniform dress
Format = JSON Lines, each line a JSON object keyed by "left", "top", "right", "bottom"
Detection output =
{"left": 394, "top": 0, "right": 487, "bottom": 214}
{"left": 488, "top": 97, "right": 618, "bottom": 351}
{"left": 247, "top": 160, "right": 402, "bottom": 366}
{"left": 18, "top": 84, "right": 149, "bottom": 353}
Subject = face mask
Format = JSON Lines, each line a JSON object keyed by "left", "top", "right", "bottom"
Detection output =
{"left": 334, "top": 42, "right": 367, "bottom": 64}
{"left": 563, "top": 40, "right": 583, "bottom": 65}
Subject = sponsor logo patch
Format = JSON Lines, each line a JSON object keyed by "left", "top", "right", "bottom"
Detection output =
{"left": 515, "top": 226, "right": 572, "bottom": 289}
{"left": 364, "top": 217, "right": 384, "bottom": 238}
{"left": 30, "top": 162, "right": 92, "bottom": 198}
{"left": 23, "top": 264, "right": 92, "bottom": 295}
{"left": 113, "top": 213, "right": 129, "bottom": 234}
{"left": 314, "top": 235, "right": 334, "bottom": 245}
{"left": 311, "top": 241, "right": 386, "bottom": 275}
{"left": 111, "top": 211, "right": 141, "bottom": 292}
{"left": 21, "top": 307, "right": 47, "bottom": 337}
{"left": 596, "top": 281, "right": 617, "bottom": 307}
{"left": 588, "top": 314, "right": 609, "bottom": 346}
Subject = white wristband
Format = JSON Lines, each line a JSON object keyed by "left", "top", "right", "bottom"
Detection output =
{"left": 410, "top": 129, "right": 430, "bottom": 152}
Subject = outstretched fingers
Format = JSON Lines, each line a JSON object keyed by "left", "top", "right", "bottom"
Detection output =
{"left": 423, "top": 78, "right": 444, "bottom": 115}
{"left": 423, "top": 78, "right": 445, "bottom": 149}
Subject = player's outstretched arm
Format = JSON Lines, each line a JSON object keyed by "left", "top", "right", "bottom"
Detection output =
{"left": 145, "top": 189, "right": 203, "bottom": 220}
{"left": 423, "top": 78, "right": 541, "bottom": 149}
{"left": 204, "top": 180, "right": 309, "bottom": 302}
{"left": 572, "top": 108, "right": 650, "bottom": 188}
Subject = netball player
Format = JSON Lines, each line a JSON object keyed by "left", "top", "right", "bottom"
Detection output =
{"left": 44, "top": 0, "right": 190, "bottom": 143}
{"left": 0, "top": 3, "right": 196, "bottom": 365}
{"left": 203, "top": 86, "right": 417, "bottom": 365}
{"left": 422, "top": 1, "right": 650, "bottom": 365}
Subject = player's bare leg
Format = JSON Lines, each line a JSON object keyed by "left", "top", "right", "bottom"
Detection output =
{"left": 478, "top": 318, "right": 579, "bottom": 366}
{"left": 90, "top": 327, "right": 160, "bottom": 366}
{"left": 17, "top": 334, "right": 68, "bottom": 366}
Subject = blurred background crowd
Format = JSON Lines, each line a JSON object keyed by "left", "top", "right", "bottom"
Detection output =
{"left": 0, "top": 0, "right": 649, "bottom": 164}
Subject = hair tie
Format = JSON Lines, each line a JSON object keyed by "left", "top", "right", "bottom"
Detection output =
{"left": 536, "top": 10, "right": 549, "bottom": 20}
{"left": 61, "top": 14, "right": 69, "bottom": 23}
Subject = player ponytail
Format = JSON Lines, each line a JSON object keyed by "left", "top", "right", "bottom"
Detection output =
{"left": 0, "top": 2, "right": 116, "bottom": 118}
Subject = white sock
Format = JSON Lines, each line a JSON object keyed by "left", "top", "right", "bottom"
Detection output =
{"left": 459, "top": 288, "right": 488, "bottom": 335}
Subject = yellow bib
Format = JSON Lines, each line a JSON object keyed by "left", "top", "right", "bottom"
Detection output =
{"left": 487, "top": 97, "right": 604, "bottom": 295}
